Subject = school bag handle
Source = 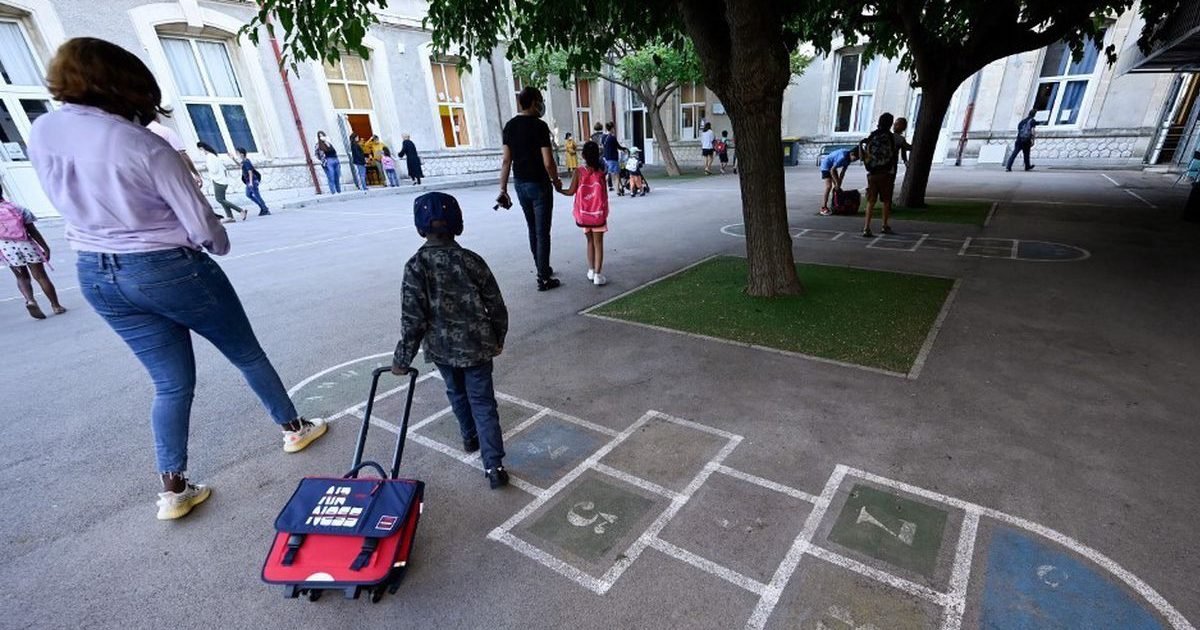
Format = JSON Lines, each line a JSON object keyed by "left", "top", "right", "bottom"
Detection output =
{"left": 350, "top": 367, "right": 419, "bottom": 479}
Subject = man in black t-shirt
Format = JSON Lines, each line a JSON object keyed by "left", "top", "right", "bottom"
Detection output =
{"left": 500, "top": 87, "right": 562, "bottom": 291}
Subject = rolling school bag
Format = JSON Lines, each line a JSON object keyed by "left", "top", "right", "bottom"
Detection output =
{"left": 831, "top": 188, "right": 861, "bottom": 215}
{"left": 263, "top": 367, "right": 424, "bottom": 603}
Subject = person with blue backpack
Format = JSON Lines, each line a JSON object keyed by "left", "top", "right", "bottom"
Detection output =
{"left": 1007, "top": 109, "right": 1039, "bottom": 172}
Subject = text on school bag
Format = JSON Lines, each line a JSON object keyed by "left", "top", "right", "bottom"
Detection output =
{"left": 0, "top": 202, "right": 29, "bottom": 240}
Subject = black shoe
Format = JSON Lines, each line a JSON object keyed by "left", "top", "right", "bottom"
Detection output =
{"left": 486, "top": 467, "right": 509, "bottom": 489}
{"left": 1005, "top": 168, "right": 1012, "bottom": 172}
{"left": 259, "top": 210, "right": 271, "bottom": 216}
{"left": 463, "top": 436, "right": 479, "bottom": 453}
{"left": 881, "top": 225, "right": 895, "bottom": 235}
{"left": 862, "top": 229, "right": 875, "bottom": 238}
{"left": 1025, "top": 165, "right": 1036, "bottom": 171}
{"left": 537, "top": 277, "right": 561, "bottom": 292}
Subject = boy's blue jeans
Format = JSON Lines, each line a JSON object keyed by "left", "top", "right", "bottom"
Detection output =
{"left": 77, "top": 249, "right": 298, "bottom": 473}
{"left": 385, "top": 169, "right": 400, "bottom": 187}
{"left": 436, "top": 361, "right": 505, "bottom": 470}
{"left": 245, "top": 181, "right": 268, "bottom": 212}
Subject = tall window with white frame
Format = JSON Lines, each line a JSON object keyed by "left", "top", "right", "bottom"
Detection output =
{"left": 574, "top": 78, "right": 592, "bottom": 138}
{"left": 0, "top": 20, "right": 52, "bottom": 161}
{"left": 160, "top": 36, "right": 257, "bottom": 153}
{"left": 679, "top": 82, "right": 705, "bottom": 140}
{"left": 1032, "top": 36, "right": 1102, "bottom": 127}
{"left": 832, "top": 51, "right": 878, "bottom": 134}
{"left": 324, "top": 54, "right": 375, "bottom": 140}
{"left": 431, "top": 59, "right": 469, "bottom": 147}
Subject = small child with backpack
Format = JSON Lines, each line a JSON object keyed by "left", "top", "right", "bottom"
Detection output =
{"left": 555, "top": 141, "right": 610, "bottom": 286}
{"left": 716, "top": 131, "right": 730, "bottom": 174}
{"left": 0, "top": 186, "right": 65, "bottom": 319}
{"left": 381, "top": 147, "right": 400, "bottom": 187}
{"left": 391, "top": 192, "right": 511, "bottom": 489}
{"left": 626, "top": 147, "right": 646, "bottom": 197}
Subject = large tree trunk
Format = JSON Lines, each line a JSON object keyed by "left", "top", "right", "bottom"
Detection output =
{"left": 681, "top": 0, "right": 801, "bottom": 296}
{"left": 645, "top": 100, "right": 681, "bottom": 176}
{"left": 899, "top": 79, "right": 958, "bottom": 208}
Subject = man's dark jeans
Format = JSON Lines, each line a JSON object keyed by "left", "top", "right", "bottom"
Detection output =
{"left": 1007, "top": 138, "right": 1032, "bottom": 170}
{"left": 436, "top": 361, "right": 505, "bottom": 470}
{"left": 514, "top": 179, "right": 554, "bottom": 280}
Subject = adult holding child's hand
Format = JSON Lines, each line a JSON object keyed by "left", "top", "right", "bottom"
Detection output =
{"left": 499, "top": 86, "right": 561, "bottom": 292}
{"left": 28, "top": 37, "right": 327, "bottom": 522}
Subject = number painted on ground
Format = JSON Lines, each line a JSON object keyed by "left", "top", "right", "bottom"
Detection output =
{"left": 567, "top": 501, "right": 619, "bottom": 535}
{"left": 856, "top": 506, "right": 917, "bottom": 546}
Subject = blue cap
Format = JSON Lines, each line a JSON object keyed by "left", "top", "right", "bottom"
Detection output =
{"left": 413, "top": 191, "right": 463, "bottom": 236}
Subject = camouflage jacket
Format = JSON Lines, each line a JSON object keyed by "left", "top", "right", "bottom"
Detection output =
{"left": 393, "top": 240, "right": 508, "bottom": 369}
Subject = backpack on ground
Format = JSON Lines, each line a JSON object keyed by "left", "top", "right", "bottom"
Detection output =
{"left": 861, "top": 130, "right": 897, "bottom": 173}
{"left": 0, "top": 202, "right": 29, "bottom": 241}
{"left": 831, "top": 188, "right": 861, "bottom": 215}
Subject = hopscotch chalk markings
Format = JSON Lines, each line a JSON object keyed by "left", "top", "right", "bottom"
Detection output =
{"left": 295, "top": 356, "right": 1193, "bottom": 630}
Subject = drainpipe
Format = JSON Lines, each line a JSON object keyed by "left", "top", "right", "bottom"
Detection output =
{"left": 263, "top": 10, "right": 322, "bottom": 193}
{"left": 954, "top": 71, "right": 983, "bottom": 167}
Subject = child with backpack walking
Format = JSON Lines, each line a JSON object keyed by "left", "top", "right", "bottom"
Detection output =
{"left": 716, "top": 131, "right": 730, "bottom": 174}
{"left": 556, "top": 141, "right": 610, "bottom": 286}
{"left": 0, "top": 187, "right": 65, "bottom": 319}
{"left": 237, "top": 147, "right": 270, "bottom": 216}
{"left": 626, "top": 147, "right": 646, "bottom": 197}
{"left": 381, "top": 147, "right": 400, "bottom": 187}
{"left": 391, "top": 192, "right": 511, "bottom": 489}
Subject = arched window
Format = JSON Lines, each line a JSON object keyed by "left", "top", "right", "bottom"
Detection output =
{"left": 159, "top": 34, "right": 257, "bottom": 153}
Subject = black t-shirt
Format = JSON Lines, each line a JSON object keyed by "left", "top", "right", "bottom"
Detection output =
{"left": 503, "top": 115, "right": 552, "bottom": 183}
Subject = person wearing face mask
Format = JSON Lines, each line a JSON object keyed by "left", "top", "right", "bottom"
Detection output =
{"left": 499, "top": 86, "right": 562, "bottom": 291}
{"left": 314, "top": 131, "right": 342, "bottom": 194}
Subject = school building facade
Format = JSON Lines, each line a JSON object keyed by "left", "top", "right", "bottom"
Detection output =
{"left": 2, "top": 1, "right": 1195, "bottom": 217}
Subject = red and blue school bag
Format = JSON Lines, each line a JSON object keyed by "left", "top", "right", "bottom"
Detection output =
{"left": 262, "top": 368, "right": 424, "bottom": 602}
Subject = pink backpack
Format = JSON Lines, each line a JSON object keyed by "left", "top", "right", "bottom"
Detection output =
{"left": 0, "top": 202, "right": 29, "bottom": 241}
{"left": 573, "top": 167, "right": 608, "bottom": 228}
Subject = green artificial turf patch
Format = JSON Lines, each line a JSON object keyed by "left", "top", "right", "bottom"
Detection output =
{"left": 883, "top": 200, "right": 993, "bottom": 226}
{"left": 590, "top": 256, "right": 955, "bottom": 373}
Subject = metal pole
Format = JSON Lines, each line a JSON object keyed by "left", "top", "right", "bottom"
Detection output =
{"left": 263, "top": 10, "right": 322, "bottom": 194}
{"left": 954, "top": 71, "right": 983, "bottom": 167}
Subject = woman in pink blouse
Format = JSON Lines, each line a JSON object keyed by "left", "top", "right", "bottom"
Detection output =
{"left": 28, "top": 38, "right": 328, "bottom": 521}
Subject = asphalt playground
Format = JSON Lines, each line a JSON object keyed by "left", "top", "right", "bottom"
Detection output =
{"left": 1, "top": 165, "right": 1196, "bottom": 629}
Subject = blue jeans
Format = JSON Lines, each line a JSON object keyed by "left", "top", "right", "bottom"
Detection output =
{"left": 436, "top": 361, "right": 504, "bottom": 469}
{"left": 245, "top": 181, "right": 268, "bottom": 213}
{"left": 514, "top": 179, "right": 554, "bottom": 280}
{"left": 323, "top": 157, "right": 342, "bottom": 194}
{"left": 76, "top": 248, "right": 298, "bottom": 473}
{"left": 385, "top": 169, "right": 399, "bottom": 187}
{"left": 1007, "top": 139, "right": 1032, "bottom": 170}
{"left": 353, "top": 164, "right": 368, "bottom": 190}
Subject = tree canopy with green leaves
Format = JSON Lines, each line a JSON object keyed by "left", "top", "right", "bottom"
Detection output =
{"left": 247, "top": 0, "right": 1183, "bottom": 296}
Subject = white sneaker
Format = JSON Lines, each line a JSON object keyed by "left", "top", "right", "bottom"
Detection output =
{"left": 587, "top": 269, "right": 595, "bottom": 281}
{"left": 283, "top": 417, "right": 328, "bottom": 453}
{"left": 156, "top": 482, "right": 211, "bottom": 520}
{"left": 593, "top": 273, "right": 607, "bottom": 286}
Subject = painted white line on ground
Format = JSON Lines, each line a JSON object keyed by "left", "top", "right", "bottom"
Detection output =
{"left": 1102, "top": 173, "right": 1121, "bottom": 187}
{"left": 830, "top": 231, "right": 846, "bottom": 241}
{"left": 746, "top": 464, "right": 848, "bottom": 630}
{"left": 983, "top": 201, "right": 999, "bottom": 227}
{"left": 489, "top": 411, "right": 654, "bottom": 542}
{"left": 912, "top": 233, "right": 931, "bottom": 252}
{"left": 579, "top": 254, "right": 723, "bottom": 315}
{"left": 715, "top": 465, "right": 819, "bottom": 504}
{"left": 545, "top": 409, "right": 622, "bottom": 437}
{"left": 598, "top": 436, "right": 744, "bottom": 592}
{"left": 491, "top": 531, "right": 609, "bottom": 594}
{"left": 957, "top": 237, "right": 973, "bottom": 257}
{"left": 941, "top": 510, "right": 981, "bottom": 630}
{"left": 593, "top": 463, "right": 683, "bottom": 500}
{"left": 0, "top": 284, "right": 79, "bottom": 304}
{"left": 843, "top": 467, "right": 1195, "bottom": 630}
{"left": 648, "top": 537, "right": 767, "bottom": 594}
{"left": 287, "top": 352, "right": 392, "bottom": 396}
{"left": 583, "top": 312, "right": 910, "bottom": 380}
{"left": 501, "top": 408, "right": 551, "bottom": 440}
{"left": 224, "top": 226, "right": 406, "bottom": 262}
{"left": 652, "top": 409, "right": 742, "bottom": 441}
{"left": 410, "top": 406, "right": 454, "bottom": 432}
{"left": 1125, "top": 189, "right": 1158, "bottom": 209}
{"left": 495, "top": 391, "right": 548, "bottom": 412}
{"left": 796, "top": 228, "right": 811, "bottom": 237}
{"left": 908, "top": 279, "right": 964, "bottom": 380}
{"left": 806, "top": 545, "right": 951, "bottom": 605}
